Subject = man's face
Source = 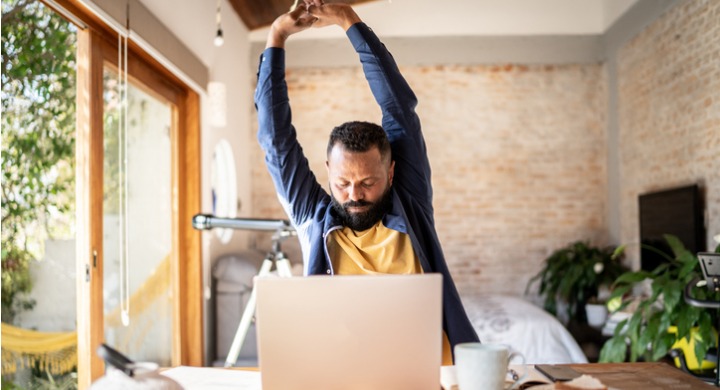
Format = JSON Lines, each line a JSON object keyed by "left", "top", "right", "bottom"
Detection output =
{"left": 326, "top": 144, "right": 394, "bottom": 231}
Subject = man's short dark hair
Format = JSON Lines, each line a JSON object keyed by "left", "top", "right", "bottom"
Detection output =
{"left": 327, "top": 121, "right": 391, "bottom": 163}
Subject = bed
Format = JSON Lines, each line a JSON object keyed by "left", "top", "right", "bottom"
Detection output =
{"left": 461, "top": 294, "right": 588, "bottom": 364}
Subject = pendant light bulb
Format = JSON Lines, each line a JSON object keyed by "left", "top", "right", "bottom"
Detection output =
{"left": 214, "top": 29, "right": 224, "bottom": 47}
{"left": 214, "top": 0, "right": 224, "bottom": 47}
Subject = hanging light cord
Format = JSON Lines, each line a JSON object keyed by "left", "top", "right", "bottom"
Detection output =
{"left": 118, "top": 5, "right": 130, "bottom": 328}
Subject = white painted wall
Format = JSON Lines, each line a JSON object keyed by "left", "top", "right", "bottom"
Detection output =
{"left": 16, "top": 240, "right": 76, "bottom": 332}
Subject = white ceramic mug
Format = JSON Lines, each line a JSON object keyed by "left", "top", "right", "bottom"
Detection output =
{"left": 454, "top": 343, "right": 526, "bottom": 390}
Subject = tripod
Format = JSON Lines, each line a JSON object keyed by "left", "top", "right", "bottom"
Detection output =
{"left": 223, "top": 228, "right": 296, "bottom": 367}
{"left": 191, "top": 214, "right": 297, "bottom": 367}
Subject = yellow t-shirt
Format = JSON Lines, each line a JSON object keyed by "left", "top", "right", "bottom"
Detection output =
{"left": 328, "top": 221, "right": 453, "bottom": 365}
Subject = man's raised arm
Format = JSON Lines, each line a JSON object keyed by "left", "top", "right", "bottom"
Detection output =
{"left": 255, "top": 6, "right": 324, "bottom": 226}
{"left": 307, "top": 0, "right": 432, "bottom": 204}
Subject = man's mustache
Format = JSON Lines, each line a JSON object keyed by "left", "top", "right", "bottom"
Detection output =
{"left": 344, "top": 200, "right": 372, "bottom": 208}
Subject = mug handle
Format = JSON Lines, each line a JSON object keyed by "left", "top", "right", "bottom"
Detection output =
{"left": 504, "top": 352, "right": 527, "bottom": 390}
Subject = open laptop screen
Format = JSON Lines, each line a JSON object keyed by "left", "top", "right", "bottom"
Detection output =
{"left": 255, "top": 274, "right": 443, "bottom": 390}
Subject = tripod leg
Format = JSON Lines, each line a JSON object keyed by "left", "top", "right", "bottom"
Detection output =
{"left": 224, "top": 257, "right": 274, "bottom": 367}
{"left": 275, "top": 255, "right": 294, "bottom": 278}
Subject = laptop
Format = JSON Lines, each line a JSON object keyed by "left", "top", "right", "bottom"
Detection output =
{"left": 255, "top": 273, "right": 443, "bottom": 390}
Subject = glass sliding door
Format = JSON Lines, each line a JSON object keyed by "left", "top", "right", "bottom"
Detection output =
{"left": 102, "top": 68, "right": 174, "bottom": 365}
{"left": 70, "top": 7, "right": 202, "bottom": 385}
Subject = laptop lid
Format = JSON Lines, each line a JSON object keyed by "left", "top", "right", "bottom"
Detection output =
{"left": 255, "top": 274, "right": 443, "bottom": 390}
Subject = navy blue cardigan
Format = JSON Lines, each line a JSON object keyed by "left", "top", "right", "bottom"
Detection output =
{"left": 255, "top": 22, "right": 480, "bottom": 354}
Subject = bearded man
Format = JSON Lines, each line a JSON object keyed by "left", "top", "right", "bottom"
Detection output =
{"left": 255, "top": 0, "right": 480, "bottom": 364}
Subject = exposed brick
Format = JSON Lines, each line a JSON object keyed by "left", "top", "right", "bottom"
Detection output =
{"left": 252, "top": 63, "right": 608, "bottom": 296}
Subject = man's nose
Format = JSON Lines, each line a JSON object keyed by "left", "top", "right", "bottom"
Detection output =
{"left": 348, "top": 185, "right": 364, "bottom": 202}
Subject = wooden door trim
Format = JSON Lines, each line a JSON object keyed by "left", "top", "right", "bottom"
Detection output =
{"left": 177, "top": 90, "right": 202, "bottom": 366}
{"left": 75, "top": 28, "right": 106, "bottom": 389}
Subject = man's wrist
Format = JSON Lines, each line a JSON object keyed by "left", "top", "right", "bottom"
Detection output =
{"left": 339, "top": 12, "right": 361, "bottom": 31}
{"left": 266, "top": 28, "right": 288, "bottom": 48}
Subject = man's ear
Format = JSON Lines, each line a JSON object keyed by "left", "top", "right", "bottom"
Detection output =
{"left": 388, "top": 160, "right": 395, "bottom": 185}
{"left": 325, "top": 160, "right": 330, "bottom": 174}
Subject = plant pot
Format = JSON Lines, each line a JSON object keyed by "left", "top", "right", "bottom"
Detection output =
{"left": 668, "top": 326, "right": 718, "bottom": 371}
{"left": 585, "top": 303, "right": 608, "bottom": 328}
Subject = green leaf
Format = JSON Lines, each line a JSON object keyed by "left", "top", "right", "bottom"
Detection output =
{"left": 599, "top": 336, "right": 628, "bottom": 363}
{"left": 677, "top": 257, "right": 699, "bottom": 280}
{"left": 662, "top": 281, "right": 682, "bottom": 312}
{"left": 608, "top": 285, "right": 631, "bottom": 302}
{"left": 693, "top": 313, "right": 715, "bottom": 365}
{"left": 613, "top": 318, "right": 629, "bottom": 337}
{"left": 651, "top": 333, "right": 675, "bottom": 361}
{"left": 613, "top": 271, "right": 652, "bottom": 286}
{"left": 611, "top": 245, "right": 626, "bottom": 260}
{"left": 627, "top": 314, "right": 644, "bottom": 361}
{"left": 664, "top": 234, "right": 691, "bottom": 260}
{"left": 651, "top": 263, "right": 670, "bottom": 276}
{"left": 638, "top": 319, "right": 657, "bottom": 352}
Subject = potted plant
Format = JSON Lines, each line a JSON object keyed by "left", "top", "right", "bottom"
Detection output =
{"left": 526, "top": 241, "right": 628, "bottom": 324}
{"left": 599, "top": 235, "right": 720, "bottom": 365}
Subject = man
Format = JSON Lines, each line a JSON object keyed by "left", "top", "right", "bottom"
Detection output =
{"left": 255, "top": 0, "right": 479, "bottom": 363}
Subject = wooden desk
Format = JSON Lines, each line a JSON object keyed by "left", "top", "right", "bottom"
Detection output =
{"left": 161, "top": 363, "right": 712, "bottom": 390}
{"left": 564, "top": 362, "right": 712, "bottom": 389}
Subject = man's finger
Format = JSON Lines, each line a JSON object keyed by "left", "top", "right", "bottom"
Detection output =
{"left": 289, "top": 0, "right": 300, "bottom": 12}
{"left": 296, "top": 15, "right": 317, "bottom": 28}
{"left": 289, "top": 2, "right": 307, "bottom": 16}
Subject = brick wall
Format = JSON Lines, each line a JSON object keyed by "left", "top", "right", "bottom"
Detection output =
{"left": 617, "top": 0, "right": 720, "bottom": 264}
{"left": 251, "top": 64, "right": 608, "bottom": 296}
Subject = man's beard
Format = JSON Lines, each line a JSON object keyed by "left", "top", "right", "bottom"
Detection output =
{"left": 331, "top": 186, "right": 393, "bottom": 232}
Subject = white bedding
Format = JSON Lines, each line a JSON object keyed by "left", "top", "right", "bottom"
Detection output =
{"left": 461, "top": 294, "right": 588, "bottom": 364}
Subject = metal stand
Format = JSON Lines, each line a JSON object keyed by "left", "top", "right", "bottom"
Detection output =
{"left": 190, "top": 215, "right": 297, "bottom": 367}
{"left": 224, "top": 229, "right": 295, "bottom": 367}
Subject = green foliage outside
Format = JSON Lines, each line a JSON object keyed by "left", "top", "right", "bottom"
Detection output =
{"left": 1, "top": 0, "right": 76, "bottom": 321}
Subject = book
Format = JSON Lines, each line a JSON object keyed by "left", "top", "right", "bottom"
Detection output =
{"left": 441, "top": 364, "right": 552, "bottom": 390}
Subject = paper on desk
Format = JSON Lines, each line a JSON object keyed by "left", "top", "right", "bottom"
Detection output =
{"left": 161, "top": 366, "right": 261, "bottom": 390}
{"left": 441, "top": 364, "right": 552, "bottom": 390}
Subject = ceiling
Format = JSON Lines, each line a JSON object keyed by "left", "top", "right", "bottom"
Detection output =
{"left": 228, "top": 0, "right": 375, "bottom": 30}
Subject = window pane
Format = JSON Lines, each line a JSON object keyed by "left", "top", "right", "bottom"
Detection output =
{"left": 103, "top": 68, "right": 173, "bottom": 365}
